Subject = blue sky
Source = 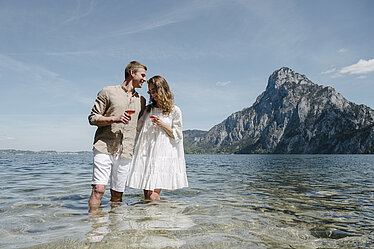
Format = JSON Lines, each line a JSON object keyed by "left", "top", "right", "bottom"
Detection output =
{"left": 1, "top": 0, "right": 373, "bottom": 151}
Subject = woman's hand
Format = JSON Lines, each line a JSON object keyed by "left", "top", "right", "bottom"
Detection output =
{"left": 151, "top": 117, "right": 164, "bottom": 127}
{"left": 152, "top": 117, "right": 174, "bottom": 139}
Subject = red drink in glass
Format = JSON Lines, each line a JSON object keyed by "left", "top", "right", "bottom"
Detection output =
{"left": 125, "top": 110, "right": 135, "bottom": 120}
{"left": 126, "top": 110, "right": 135, "bottom": 115}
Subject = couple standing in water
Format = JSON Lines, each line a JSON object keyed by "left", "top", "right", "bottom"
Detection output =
{"left": 88, "top": 61, "right": 188, "bottom": 211}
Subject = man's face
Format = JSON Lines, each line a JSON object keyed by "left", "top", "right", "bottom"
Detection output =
{"left": 132, "top": 68, "right": 147, "bottom": 88}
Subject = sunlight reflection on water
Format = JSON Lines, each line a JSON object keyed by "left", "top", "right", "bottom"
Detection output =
{"left": 0, "top": 153, "right": 373, "bottom": 248}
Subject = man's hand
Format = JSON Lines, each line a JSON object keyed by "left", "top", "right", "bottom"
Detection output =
{"left": 96, "top": 113, "right": 131, "bottom": 127}
{"left": 114, "top": 113, "right": 131, "bottom": 124}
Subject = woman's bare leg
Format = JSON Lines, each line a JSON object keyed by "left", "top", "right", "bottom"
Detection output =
{"left": 144, "top": 189, "right": 162, "bottom": 200}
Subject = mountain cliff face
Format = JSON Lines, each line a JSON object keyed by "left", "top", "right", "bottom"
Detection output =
{"left": 184, "top": 67, "right": 374, "bottom": 154}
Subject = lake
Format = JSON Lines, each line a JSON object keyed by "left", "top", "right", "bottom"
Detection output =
{"left": 0, "top": 153, "right": 373, "bottom": 248}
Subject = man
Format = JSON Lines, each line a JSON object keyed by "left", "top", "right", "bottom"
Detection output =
{"left": 88, "top": 61, "right": 147, "bottom": 212}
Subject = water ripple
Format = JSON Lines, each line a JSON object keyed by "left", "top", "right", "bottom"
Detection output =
{"left": 0, "top": 154, "right": 373, "bottom": 248}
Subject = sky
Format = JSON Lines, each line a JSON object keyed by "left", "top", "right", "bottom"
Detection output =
{"left": 0, "top": 0, "right": 373, "bottom": 151}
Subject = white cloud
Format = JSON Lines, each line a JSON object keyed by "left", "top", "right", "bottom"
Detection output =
{"left": 45, "top": 50, "right": 99, "bottom": 56}
{"left": 0, "top": 136, "right": 15, "bottom": 141}
{"left": 338, "top": 48, "right": 348, "bottom": 53}
{"left": 105, "top": 18, "right": 180, "bottom": 38}
{"left": 61, "top": 0, "right": 96, "bottom": 25}
{"left": 321, "top": 68, "right": 336, "bottom": 74}
{"left": 357, "top": 75, "right": 367, "bottom": 79}
{"left": 0, "top": 54, "right": 90, "bottom": 110}
{"left": 216, "top": 81, "right": 232, "bottom": 86}
{"left": 330, "top": 73, "right": 344, "bottom": 78}
{"left": 0, "top": 54, "right": 59, "bottom": 80}
{"left": 340, "top": 59, "right": 374, "bottom": 75}
{"left": 103, "top": 1, "right": 214, "bottom": 39}
{"left": 0, "top": 114, "right": 94, "bottom": 151}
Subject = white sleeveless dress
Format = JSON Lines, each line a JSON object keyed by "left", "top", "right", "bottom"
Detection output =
{"left": 126, "top": 105, "right": 188, "bottom": 190}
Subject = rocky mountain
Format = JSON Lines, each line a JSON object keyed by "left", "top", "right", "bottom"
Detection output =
{"left": 183, "top": 67, "right": 374, "bottom": 154}
{"left": 183, "top": 129, "right": 208, "bottom": 154}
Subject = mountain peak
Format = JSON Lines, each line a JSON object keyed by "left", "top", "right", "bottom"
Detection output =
{"left": 267, "top": 67, "right": 313, "bottom": 90}
{"left": 184, "top": 68, "right": 374, "bottom": 154}
{"left": 271, "top": 67, "right": 296, "bottom": 80}
{"left": 275, "top": 66, "right": 294, "bottom": 74}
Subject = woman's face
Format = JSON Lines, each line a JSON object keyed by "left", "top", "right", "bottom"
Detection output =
{"left": 148, "top": 83, "right": 158, "bottom": 102}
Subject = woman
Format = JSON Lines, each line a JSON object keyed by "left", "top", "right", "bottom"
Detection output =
{"left": 127, "top": 75, "right": 188, "bottom": 200}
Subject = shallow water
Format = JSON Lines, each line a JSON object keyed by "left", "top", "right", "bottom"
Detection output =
{"left": 0, "top": 153, "right": 373, "bottom": 248}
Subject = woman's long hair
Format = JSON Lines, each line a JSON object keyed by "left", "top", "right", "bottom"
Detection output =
{"left": 147, "top": 75, "right": 174, "bottom": 115}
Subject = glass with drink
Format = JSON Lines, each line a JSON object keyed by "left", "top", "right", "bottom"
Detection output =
{"left": 125, "top": 110, "right": 135, "bottom": 120}
{"left": 150, "top": 115, "right": 158, "bottom": 126}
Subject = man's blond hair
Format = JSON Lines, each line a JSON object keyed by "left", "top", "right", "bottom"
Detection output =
{"left": 124, "top": 61, "right": 147, "bottom": 79}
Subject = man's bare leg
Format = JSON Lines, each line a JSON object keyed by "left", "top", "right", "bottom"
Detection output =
{"left": 89, "top": 184, "right": 106, "bottom": 213}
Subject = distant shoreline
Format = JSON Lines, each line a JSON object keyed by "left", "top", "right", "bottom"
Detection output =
{"left": 0, "top": 149, "right": 91, "bottom": 155}
{"left": 1, "top": 149, "right": 373, "bottom": 155}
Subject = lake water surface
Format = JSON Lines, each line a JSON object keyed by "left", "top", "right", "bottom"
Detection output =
{"left": 0, "top": 153, "right": 373, "bottom": 248}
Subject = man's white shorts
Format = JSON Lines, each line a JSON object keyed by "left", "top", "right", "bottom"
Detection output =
{"left": 91, "top": 149, "right": 132, "bottom": 192}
